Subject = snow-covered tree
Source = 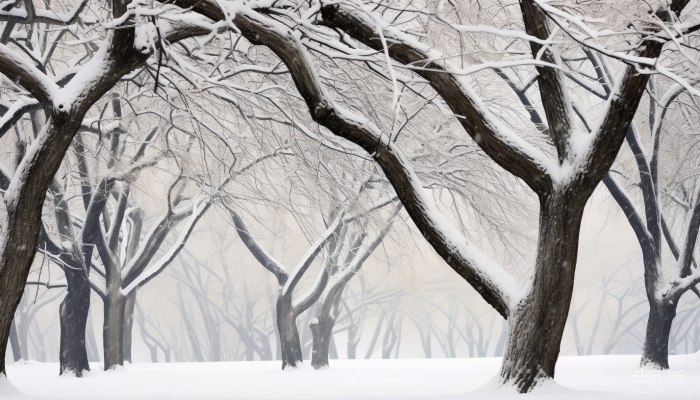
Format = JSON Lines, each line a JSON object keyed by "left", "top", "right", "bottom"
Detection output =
{"left": 160, "top": 0, "right": 698, "bottom": 391}
{"left": 602, "top": 77, "right": 700, "bottom": 368}
{"left": 0, "top": 0, "right": 215, "bottom": 375}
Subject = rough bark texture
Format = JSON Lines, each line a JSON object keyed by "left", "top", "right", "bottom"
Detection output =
{"left": 500, "top": 189, "right": 589, "bottom": 391}
{"left": 276, "top": 296, "right": 302, "bottom": 369}
{"left": 159, "top": 0, "right": 690, "bottom": 391}
{"left": 641, "top": 299, "right": 678, "bottom": 369}
{"left": 310, "top": 314, "right": 336, "bottom": 369}
{"left": 0, "top": 3, "right": 136, "bottom": 374}
{"left": 122, "top": 292, "right": 137, "bottom": 363}
{"left": 103, "top": 292, "right": 126, "bottom": 369}
{"left": 0, "top": 0, "right": 211, "bottom": 374}
{"left": 0, "top": 113, "right": 83, "bottom": 375}
{"left": 58, "top": 270, "right": 91, "bottom": 376}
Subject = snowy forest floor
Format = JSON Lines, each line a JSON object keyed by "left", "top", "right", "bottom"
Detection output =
{"left": 2, "top": 354, "right": 700, "bottom": 399}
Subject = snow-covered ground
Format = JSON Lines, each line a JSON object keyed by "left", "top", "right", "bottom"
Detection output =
{"left": 2, "top": 354, "right": 699, "bottom": 399}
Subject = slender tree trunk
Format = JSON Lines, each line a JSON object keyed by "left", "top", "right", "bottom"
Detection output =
{"left": 329, "top": 335, "right": 338, "bottom": 359}
{"left": 500, "top": 190, "right": 588, "bottom": 392}
{"left": 310, "top": 314, "right": 336, "bottom": 369}
{"left": 103, "top": 291, "right": 126, "bottom": 370}
{"left": 59, "top": 269, "right": 91, "bottom": 375}
{"left": 347, "top": 316, "right": 360, "bottom": 359}
{"left": 641, "top": 299, "right": 677, "bottom": 369}
{"left": 31, "top": 322, "right": 47, "bottom": 362}
{"left": 122, "top": 292, "right": 137, "bottom": 363}
{"left": 177, "top": 286, "right": 205, "bottom": 362}
{"left": 147, "top": 342, "right": 158, "bottom": 363}
{"left": 418, "top": 326, "right": 431, "bottom": 359}
{"left": 18, "top": 319, "right": 29, "bottom": 361}
{"left": 493, "top": 323, "right": 506, "bottom": 357}
{"left": 9, "top": 320, "right": 20, "bottom": 362}
{"left": 244, "top": 339, "right": 254, "bottom": 361}
{"left": 276, "top": 296, "right": 302, "bottom": 369}
{"left": 364, "top": 309, "right": 386, "bottom": 359}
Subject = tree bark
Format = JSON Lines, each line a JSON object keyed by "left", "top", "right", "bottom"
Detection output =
{"left": 500, "top": 190, "right": 588, "bottom": 391}
{"left": 59, "top": 269, "right": 91, "bottom": 376}
{"left": 310, "top": 314, "right": 336, "bottom": 369}
{"left": 103, "top": 291, "right": 126, "bottom": 369}
{"left": 122, "top": 292, "right": 137, "bottom": 363}
{"left": 641, "top": 299, "right": 677, "bottom": 369}
{"left": 0, "top": 113, "right": 83, "bottom": 374}
{"left": 276, "top": 295, "right": 302, "bottom": 369}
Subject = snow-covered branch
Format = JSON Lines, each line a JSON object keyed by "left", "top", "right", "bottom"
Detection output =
{"left": 167, "top": 0, "right": 522, "bottom": 318}
{"left": 123, "top": 193, "right": 211, "bottom": 295}
{"left": 283, "top": 213, "right": 343, "bottom": 299}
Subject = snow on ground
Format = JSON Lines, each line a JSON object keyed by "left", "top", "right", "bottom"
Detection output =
{"left": 2, "top": 353, "right": 699, "bottom": 399}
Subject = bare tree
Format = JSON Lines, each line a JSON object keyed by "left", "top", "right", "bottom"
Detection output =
{"left": 310, "top": 205, "right": 401, "bottom": 368}
{"left": 600, "top": 77, "right": 700, "bottom": 368}
{"left": 159, "top": 0, "right": 697, "bottom": 390}
{"left": 0, "top": 0, "right": 213, "bottom": 375}
{"left": 226, "top": 204, "right": 344, "bottom": 368}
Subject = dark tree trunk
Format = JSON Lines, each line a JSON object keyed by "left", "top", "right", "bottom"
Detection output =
{"left": 59, "top": 268, "right": 91, "bottom": 376}
{"left": 641, "top": 299, "right": 677, "bottom": 369}
{"left": 122, "top": 292, "right": 137, "bottom": 364}
{"left": 276, "top": 296, "right": 302, "bottom": 369}
{"left": 500, "top": 190, "right": 588, "bottom": 392}
{"left": 103, "top": 292, "right": 126, "bottom": 370}
{"left": 310, "top": 314, "right": 336, "bottom": 369}
{"left": 0, "top": 113, "right": 83, "bottom": 374}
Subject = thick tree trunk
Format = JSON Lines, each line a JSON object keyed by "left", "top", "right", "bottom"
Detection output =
{"left": 500, "top": 190, "right": 588, "bottom": 392}
{"left": 103, "top": 292, "right": 126, "bottom": 370}
{"left": 122, "top": 292, "right": 137, "bottom": 364}
{"left": 0, "top": 113, "right": 82, "bottom": 374}
{"left": 310, "top": 314, "right": 336, "bottom": 369}
{"left": 59, "top": 268, "right": 91, "bottom": 376}
{"left": 276, "top": 296, "right": 302, "bottom": 369}
{"left": 641, "top": 299, "right": 677, "bottom": 369}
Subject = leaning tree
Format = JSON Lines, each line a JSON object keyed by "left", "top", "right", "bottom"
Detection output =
{"left": 158, "top": 0, "right": 698, "bottom": 391}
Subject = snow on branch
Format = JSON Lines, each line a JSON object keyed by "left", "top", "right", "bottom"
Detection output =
{"left": 532, "top": 0, "right": 700, "bottom": 97}
{"left": 0, "top": 0, "right": 87, "bottom": 25}
{"left": 225, "top": 203, "right": 289, "bottom": 286}
{"left": 319, "top": 0, "right": 558, "bottom": 194}
{"left": 0, "top": 43, "right": 59, "bottom": 105}
{"left": 0, "top": 97, "right": 40, "bottom": 140}
{"left": 166, "top": 0, "right": 522, "bottom": 318}
{"left": 283, "top": 212, "right": 344, "bottom": 299}
{"left": 331, "top": 203, "right": 402, "bottom": 289}
{"left": 123, "top": 192, "right": 211, "bottom": 295}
